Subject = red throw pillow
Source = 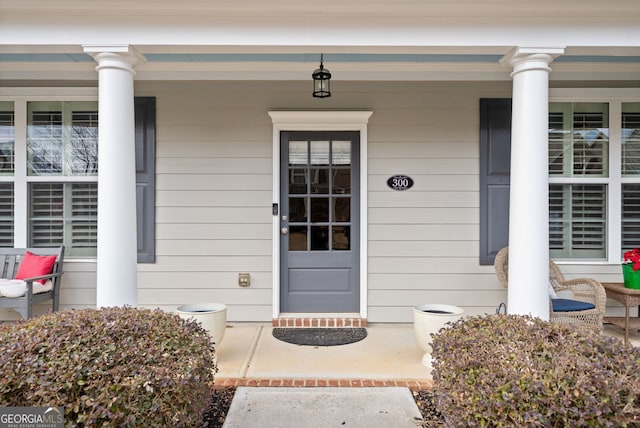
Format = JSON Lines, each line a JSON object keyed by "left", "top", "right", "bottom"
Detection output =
{"left": 15, "top": 251, "right": 57, "bottom": 284}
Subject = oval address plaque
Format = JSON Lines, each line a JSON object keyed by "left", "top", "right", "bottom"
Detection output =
{"left": 387, "top": 175, "right": 414, "bottom": 191}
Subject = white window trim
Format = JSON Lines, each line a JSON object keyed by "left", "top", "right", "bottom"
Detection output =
{"left": 268, "top": 111, "right": 373, "bottom": 319}
{"left": 550, "top": 88, "right": 640, "bottom": 265}
{"left": 0, "top": 88, "right": 98, "bottom": 249}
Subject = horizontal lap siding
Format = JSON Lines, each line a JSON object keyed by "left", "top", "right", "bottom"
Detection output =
{"left": 138, "top": 81, "right": 275, "bottom": 321}
{"left": 3, "top": 81, "right": 631, "bottom": 322}
{"left": 367, "top": 82, "right": 511, "bottom": 321}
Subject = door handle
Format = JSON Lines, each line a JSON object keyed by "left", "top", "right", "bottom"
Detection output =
{"left": 281, "top": 227, "right": 288, "bottom": 235}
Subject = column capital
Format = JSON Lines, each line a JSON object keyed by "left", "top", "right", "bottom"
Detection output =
{"left": 83, "top": 45, "right": 146, "bottom": 74}
{"left": 500, "top": 47, "right": 565, "bottom": 77}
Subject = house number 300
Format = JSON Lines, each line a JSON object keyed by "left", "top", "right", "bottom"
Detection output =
{"left": 387, "top": 175, "right": 414, "bottom": 191}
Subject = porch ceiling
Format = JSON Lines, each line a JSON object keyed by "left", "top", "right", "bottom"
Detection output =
{"left": 1, "top": 0, "right": 638, "bottom": 81}
{"left": 1, "top": 49, "right": 639, "bottom": 82}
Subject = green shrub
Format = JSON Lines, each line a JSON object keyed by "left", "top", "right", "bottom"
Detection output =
{"left": 0, "top": 307, "right": 216, "bottom": 427}
{"left": 431, "top": 314, "right": 640, "bottom": 427}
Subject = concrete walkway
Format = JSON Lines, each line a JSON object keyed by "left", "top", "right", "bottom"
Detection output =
{"left": 215, "top": 323, "right": 432, "bottom": 384}
{"left": 214, "top": 322, "right": 638, "bottom": 385}
{"left": 214, "top": 323, "right": 638, "bottom": 427}
{"left": 223, "top": 387, "right": 424, "bottom": 428}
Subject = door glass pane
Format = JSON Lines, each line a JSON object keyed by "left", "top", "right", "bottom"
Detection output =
{"left": 548, "top": 103, "right": 609, "bottom": 178}
{"left": 0, "top": 102, "right": 15, "bottom": 175}
{"left": 310, "top": 198, "right": 329, "bottom": 222}
{"left": 289, "top": 226, "right": 307, "bottom": 251}
{"left": 286, "top": 136, "right": 354, "bottom": 254}
{"left": 333, "top": 226, "right": 350, "bottom": 250}
{"left": 622, "top": 103, "right": 640, "bottom": 176}
{"left": 333, "top": 197, "right": 350, "bottom": 222}
{"left": 289, "top": 168, "right": 307, "bottom": 194}
{"left": 289, "top": 141, "right": 307, "bottom": 165}
{"left": 333, "top": 169, "right": 350, "bottom": 194}
{"left": 311, "top": 168, "right": 329, "bottom": 194}
{"left": 289, "top": 198, "right": 307, "bottom": 222}
{"left": 332, "top": 141, "right": 351, "bottom": 165}
{"left": 310, "top": 141, "right": 330, "bottom": 165}
{"left": 311, "top": 226, "right": 329, "bottom": 250}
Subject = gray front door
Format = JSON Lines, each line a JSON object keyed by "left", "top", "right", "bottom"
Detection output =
{"left": 280, "top": 131, "right": 360, "bottom": 313}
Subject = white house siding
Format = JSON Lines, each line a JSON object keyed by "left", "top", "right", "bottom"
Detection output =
{"left": 11, "top": 80, "right": 631, "bottom": 322}
{"left": 367, "top": 82, "right": 512, "bottom": 321}
{"left": 135, "top": 80, "right": 518, "bottom": 322}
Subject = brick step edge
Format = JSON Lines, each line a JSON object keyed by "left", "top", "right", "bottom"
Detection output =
{"left": 214, "top": 378, "right": 433, "bottom": 390}
{"left": 272, "top": 318, "right": 367, "bottom": 328}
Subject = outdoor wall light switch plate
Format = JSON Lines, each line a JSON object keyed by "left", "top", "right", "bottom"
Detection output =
{"left": 238, "top": 273, "right": 250, "bottom": 287}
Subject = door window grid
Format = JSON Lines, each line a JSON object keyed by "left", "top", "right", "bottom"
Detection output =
{"left": 288, "top": 139, "right": 351, "bottom": 252}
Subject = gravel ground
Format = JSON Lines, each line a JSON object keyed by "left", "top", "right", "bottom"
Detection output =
{"left": 203, "top": 387, "right": 444, "bottom": 427}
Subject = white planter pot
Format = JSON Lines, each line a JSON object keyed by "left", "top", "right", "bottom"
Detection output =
{"left": 413, "top": 304, "right": 464, "bottom": 368}
{"left": 176, "top": 303, "right": 227, "bottom": 346}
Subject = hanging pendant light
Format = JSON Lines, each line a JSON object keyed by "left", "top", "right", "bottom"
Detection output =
{"left": 312, "top": 54, "right": 331, "bottom": 98}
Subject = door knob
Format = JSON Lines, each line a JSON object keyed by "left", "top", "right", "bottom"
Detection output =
{"left": 281, "top": 227, "right": 288, "bottom": 235}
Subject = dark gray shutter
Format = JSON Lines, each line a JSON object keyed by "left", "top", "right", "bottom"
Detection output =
{"left": 135, "top": 97, "right": 156, "bottom": 263}
{"left": 479, "top": 99, "right": 511, "bottom": 265}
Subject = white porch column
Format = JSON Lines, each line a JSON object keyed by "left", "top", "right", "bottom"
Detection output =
{"left": 501, "top": 47, "right": 564, "bottom": 320}
{"left": 84, "top": 45, "right": 145, "bottom": 307}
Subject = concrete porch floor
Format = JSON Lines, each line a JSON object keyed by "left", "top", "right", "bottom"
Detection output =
{"left": 214, "top": 322, "right": 640, "bottom": 387}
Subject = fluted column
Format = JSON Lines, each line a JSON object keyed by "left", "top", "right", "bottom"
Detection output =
{"left": 500, "top": 47, "right": 564, "bottom": 320}
{"left": 84, "top": 45, "right": 145, "bottom": 307}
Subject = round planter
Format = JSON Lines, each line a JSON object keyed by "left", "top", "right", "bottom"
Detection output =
{"left": 413, "top": 304, "right": 464, "bottom": 368}
{"left": 176, "top": 303, "right": 227, "bottom": 346}
{"left": 622, "top": 264, "right": 640, "bottom": 289}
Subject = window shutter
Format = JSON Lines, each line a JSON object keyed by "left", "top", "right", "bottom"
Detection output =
{"left": 479, "top": 99, "right": 511, "bottom": 265}
{"left": 0, "top": 183, "right": 14, "bottom": 247}
{"left": 135, "top": 97, "right": 156, "bottom": 263}
{"left": 623, "top": 184, "right": 640, "bottom": 249}
{"left": 71, "top": 183, "right": 97, "bottom": 249}
{"left": 29, "top": 183, "right": 64, "bottom": 246}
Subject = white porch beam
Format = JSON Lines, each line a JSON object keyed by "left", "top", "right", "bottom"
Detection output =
{"left": 501, "top": 47, "right": 564, "bottom": 320}
{"left": 83, "top": 45, "right": 145, "bottom": 308}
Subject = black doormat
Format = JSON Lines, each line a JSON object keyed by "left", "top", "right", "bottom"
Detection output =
{"left": 272, "top": 328, "right": 367, "bottom": 346}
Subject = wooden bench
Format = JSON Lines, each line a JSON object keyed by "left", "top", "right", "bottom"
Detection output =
{"left": 0, "top": 247, "right": 65, "bottom": 319}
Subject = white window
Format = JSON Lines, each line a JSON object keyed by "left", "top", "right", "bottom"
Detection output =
{"left": 549, "top": 90, "right": 640, "bottom": 262}
{"left": 0, "top": 94, "right": 98, "bottom": 257}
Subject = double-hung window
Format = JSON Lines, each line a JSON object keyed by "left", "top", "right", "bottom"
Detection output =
{"left": 0, "top": 96, "right": 98, "bottom": 257}
{"left": 548, "top": 90, "right": 640, "bottom": 261}
{"left": 548, "top": 102, "right": 609, "bottom": 259}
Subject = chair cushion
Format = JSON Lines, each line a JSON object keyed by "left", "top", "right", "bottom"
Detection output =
{"left": 548, "top": 282, "right": 558, "bottom": 299}
{"left": 14, "top": 251, "right": 57, "bottom": 284}
{"left": 0, "top": 279, "right": 54, "bottom": 298}
{"left": 551, "top": 298, "right": 596, "bottom": 312}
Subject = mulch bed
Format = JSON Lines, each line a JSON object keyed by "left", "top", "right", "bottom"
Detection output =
{"left": 203, "top": 387, "right": 444, "bottom": 427}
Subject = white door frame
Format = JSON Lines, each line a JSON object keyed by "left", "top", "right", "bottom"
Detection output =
{"left": 269, "top": 111, "right": 373, "bottom": 319}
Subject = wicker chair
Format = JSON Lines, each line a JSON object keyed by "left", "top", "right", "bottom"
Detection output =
{"left": 494, "top": 247, "right": 606, "bottom": 332}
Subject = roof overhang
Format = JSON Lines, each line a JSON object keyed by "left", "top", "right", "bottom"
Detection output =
{"left": 1, "top": 0, "right": 638, "bottom": 81}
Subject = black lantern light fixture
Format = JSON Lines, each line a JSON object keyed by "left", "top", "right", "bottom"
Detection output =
{"left": 312, "top": 54, "right": 331, "bottom": 98}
